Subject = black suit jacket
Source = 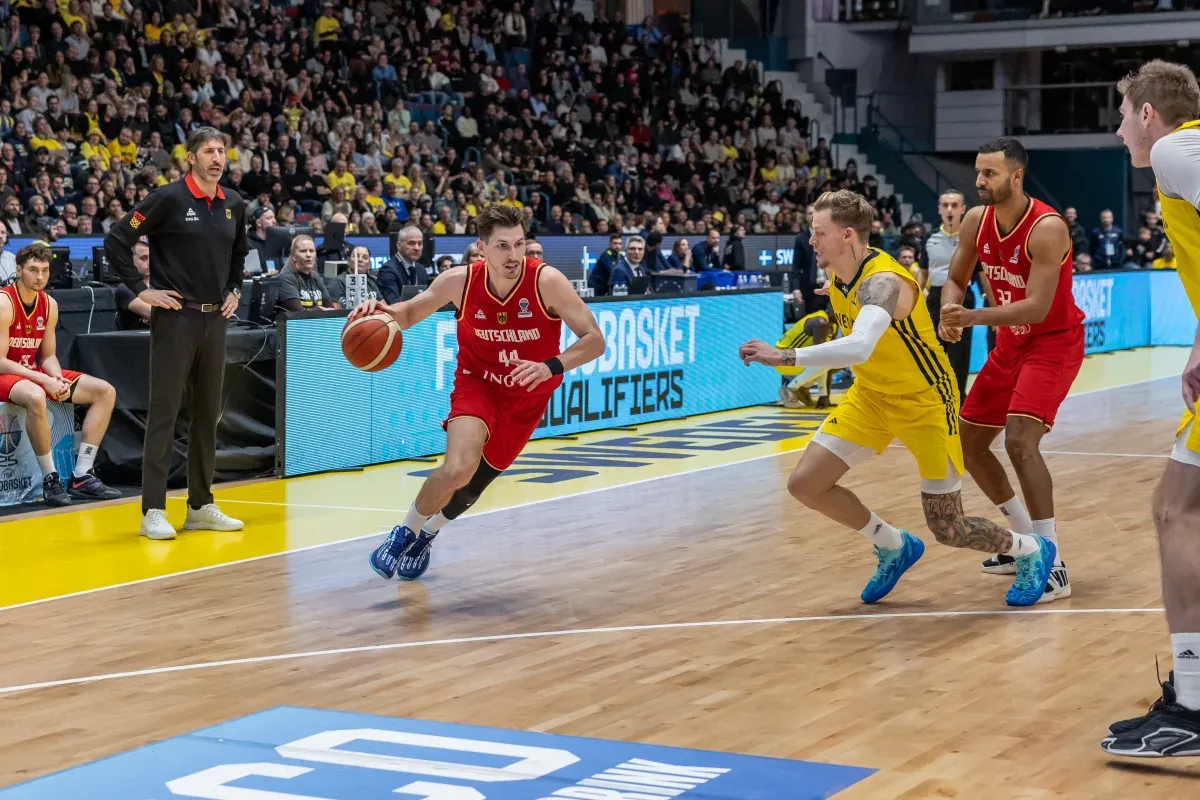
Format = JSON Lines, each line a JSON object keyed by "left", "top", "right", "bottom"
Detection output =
{"left": 377, "top": 256, "right": 435, "bottom": 303}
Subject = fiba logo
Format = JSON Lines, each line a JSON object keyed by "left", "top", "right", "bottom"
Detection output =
{"left": 0, "top": 412, "right": 22, "bottom": 456}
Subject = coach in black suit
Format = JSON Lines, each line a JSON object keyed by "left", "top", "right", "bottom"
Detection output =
{"left": 377, "top": 225, "right": 435, "bottom": 302}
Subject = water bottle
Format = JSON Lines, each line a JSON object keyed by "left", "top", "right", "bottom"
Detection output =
{"left": 614, "top": 283, "right": 628, "bottom": 297}
{"left": 782, "top": 272, "right": 791, "bottom": 293}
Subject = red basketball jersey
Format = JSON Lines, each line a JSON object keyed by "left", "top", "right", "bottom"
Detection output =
{"left": 976, "top": 197, "right": 1083, "bottom": 344}
{"left": 455, "top": 257, "right": 564, "bottom": 393}
{"left": 2, "top": 283, "right": 49, "bottom": 371}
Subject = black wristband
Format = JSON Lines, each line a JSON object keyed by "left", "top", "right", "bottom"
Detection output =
{"left": 544, "top": 356, "right": 564, "bottom": 376}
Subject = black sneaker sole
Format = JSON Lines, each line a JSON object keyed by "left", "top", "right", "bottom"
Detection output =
{"left": 68, "top": 487, "right": 122, "bottom": 500}
{"left": 43, "top": 495, "right": 72, "bottom": 507}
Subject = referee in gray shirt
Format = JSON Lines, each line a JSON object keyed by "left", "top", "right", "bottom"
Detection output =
{"left": 922, "top": 190, "right": 974, "bottom": 397}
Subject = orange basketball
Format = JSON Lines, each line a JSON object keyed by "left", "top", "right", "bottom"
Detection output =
{"left": 342, "top": 314, "right": 403, "bottom": 372}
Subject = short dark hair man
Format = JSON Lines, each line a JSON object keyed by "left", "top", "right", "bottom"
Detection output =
{"left": 104, "top": 126, "right": 248, "bottom": 540}
{"left": 0, "top": 243, "right": 120, "bottom": 504}
{"left": 377, "top": 225, "right": 433, "bottom": 302}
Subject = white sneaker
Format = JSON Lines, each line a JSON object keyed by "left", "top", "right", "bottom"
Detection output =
{"left": 1036, "top": 562, "right": 1072, "bottom": 604}
{"left": 140, "top": 509, "right": 177, "bottom": 540}
{"left": 184, "top": 503, "right": 244, "bottom": 532}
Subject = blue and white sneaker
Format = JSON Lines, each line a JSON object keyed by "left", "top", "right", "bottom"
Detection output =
{"left": 396, "top": 530, "right": 437, "bottom": 581}
{"left": 860, "top": 530, "right": 925, "bottom": 604}
{"left": 369, "top": 526, "right": 417, "bottom": 580}
{"left": 1006, "top": 536, "right": 1057, "bottom": 607}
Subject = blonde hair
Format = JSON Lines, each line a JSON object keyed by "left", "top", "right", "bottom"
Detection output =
{"left": 1117, "top": 60, "right": 1200, "bottom": 129}
{"left": 813, "top": 189, "right": 875, "bottom": 241}
{"left": 286, "top": 234, "right": 315, "bottom": 270}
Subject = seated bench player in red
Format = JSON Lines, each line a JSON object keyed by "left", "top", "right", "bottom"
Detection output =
{"left": 0, "top": 243, "right": 120, "bottom": 505}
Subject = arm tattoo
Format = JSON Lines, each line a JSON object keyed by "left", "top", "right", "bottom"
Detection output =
{"left": 780, "top": 349, "right": 796, "bottom": 366}
{"left": 920, "top": 491, "right": 1014, "bottom": 553}
{"left": 857, "top": 273, "right": 901, "bottom": 316}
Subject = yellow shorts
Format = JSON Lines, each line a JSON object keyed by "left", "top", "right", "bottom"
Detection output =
{"left": 1175, "top": 409, "right": 1200, "bottom": 465}
{"left": 817, "top": 382, "right": 965, "bottom": 481}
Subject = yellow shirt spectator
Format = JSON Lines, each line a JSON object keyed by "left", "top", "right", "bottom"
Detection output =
{"left": 433, "top": 220, "right": 448, "bottom": 234}
{"left": 326, "top": 169, "right": 357, "bottom": 192}
{"left": 499, "top": 197, "right": 524, "bottom": 209}
{"left": 384, "top": 173, "right": 412, "bottom": 193}
{"left": 314, "top": 14, "right": 341, "bottom": 43}
{"left": 144, "top": 22, "right": 163, "bottom": 40}
{"left": 30, "top": 135, "right": 62, "bottom": 152}
{"left": 81, "top": 136, "right": 110, "bottom": 168}
{"left": 1153, "top": 255, "right": 1178, "bottom": 270}
{"left": 365, "top": 193, "right": 385, "bottom": 213}
{"left": 171, "top": 143, "right": 188, "bottom": 164}
{"left": 109, "top": 138, "right": 137, "bottom": 165}
{"left": 720, "top": 143, "right": 738, "bottom": 161}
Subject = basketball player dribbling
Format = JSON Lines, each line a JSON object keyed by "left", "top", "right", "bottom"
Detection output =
{"left": 740, "top": 190, "right": 1056, "bottom": 607}
{"left": 1102, "top": 59, "right": 1200, "bottom": 757}
{"left": 937, "top": 138, "right": 1084, "bottom": 604}
{"left": 349, "top": 205, "right": 605, "bottom": 581}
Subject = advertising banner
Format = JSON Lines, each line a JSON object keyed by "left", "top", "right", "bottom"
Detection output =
{"left": 281, "top": 292, "right": 781, "bottom": 476}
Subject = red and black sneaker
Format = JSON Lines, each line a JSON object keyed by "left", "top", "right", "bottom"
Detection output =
{"left": 68, "top": 471, "right": 121, "bottom": 500}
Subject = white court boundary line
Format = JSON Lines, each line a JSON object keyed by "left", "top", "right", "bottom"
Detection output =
{"left": 0, "top": 606, "right": 1166, "bottom": 696}
{"left": 0, "top": 373, "right": 1177, "bottom": 616}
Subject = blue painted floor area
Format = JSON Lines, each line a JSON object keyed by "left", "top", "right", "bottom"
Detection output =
{"left": 0, "top": 706, "right": 874, "bottom": 799}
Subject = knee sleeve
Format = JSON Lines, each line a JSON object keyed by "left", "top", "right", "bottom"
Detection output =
{"left": 440, "top": 461, "right": 502, "bottom": 520}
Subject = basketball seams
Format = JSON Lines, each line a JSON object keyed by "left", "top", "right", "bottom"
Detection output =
{"left": 361, "top": 326, "right": 398, "bottom": 371}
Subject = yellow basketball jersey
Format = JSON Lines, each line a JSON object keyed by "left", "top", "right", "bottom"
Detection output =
{"left": 829, "top": 249, "right": 958, "bottom": 402}
{"left": 1159, "top": 119, "right": 1200, "bottom": 315}
{"left": 775, "top": 309, "right": 838, "bottom": 376}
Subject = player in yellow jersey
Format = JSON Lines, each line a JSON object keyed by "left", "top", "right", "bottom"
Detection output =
{"left": 776, "top": 308, "right": 837, "bottom": 408}
{"left": 740, "top": 190, "right": 1056, "bottom": 607}
{"left": 1104, "top": 59, "right": 1200, "bottom": 758}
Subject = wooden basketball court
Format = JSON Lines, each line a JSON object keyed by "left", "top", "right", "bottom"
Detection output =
{"left": 1, "top": 348, "right": 1199, "bottom": 798}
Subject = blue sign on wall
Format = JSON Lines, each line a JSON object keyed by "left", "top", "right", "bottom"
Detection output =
{"left": 283, "top": 292, "right": 782, "bottom": 476}
{"left": 0, "top": 706, "right": 874, "bottom": 799}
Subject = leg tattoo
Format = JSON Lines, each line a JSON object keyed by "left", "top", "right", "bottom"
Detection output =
{"left": 921, "top": 491, "right": 1014, "bottom": 553}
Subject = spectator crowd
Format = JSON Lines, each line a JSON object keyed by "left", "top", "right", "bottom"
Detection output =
{"left": 0, "top": 0, "right": 904, "bottom": 254}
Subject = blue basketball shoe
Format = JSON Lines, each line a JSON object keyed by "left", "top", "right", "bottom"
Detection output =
{"left": 369, "top": 526, "right": 417, "bottom": 580}
{"left": 861, "top": 530, "right": 925, "bottom": 604}
{"left": 1006, "top": 536, "right": 1057, "bottom": 607}
{"left": 396, "top": 530, "right": 437, "bottom": 581}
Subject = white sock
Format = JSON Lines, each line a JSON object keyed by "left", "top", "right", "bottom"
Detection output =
{"left": 858, "top": 511, "right": 904, "bottom": 550}
{"left": 997, "top": 495, "right": 1034, "bottom": 535}
{"left": 1032, "top": 518, "right": 1061, "bottom": 564}
{"left": 73, "top": 442, "right": 98, "bottom": 478}
{"left": 424, "top": 512, "right": 449, "bottom": 534}
{"left": 402, "top": 503, "right": 430, "bottom": 533}
{"left": 1004, "top": 532, "right": 1041, "bottom": 557}
{"left": 36, "top": 452, "right": 56, "bottom": 478}
{"left": 1172, "top": 633, "right": 1200, "bottom": 710}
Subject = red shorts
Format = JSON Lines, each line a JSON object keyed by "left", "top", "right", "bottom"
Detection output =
{"left": 443, "top": 372, "right": 555, "bottom": 470}
{"left": 960, "top": 326, "right": 1084, "bottom": 429}
{"left": 0, "top": 369, "right": 82, "bottom": 403}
